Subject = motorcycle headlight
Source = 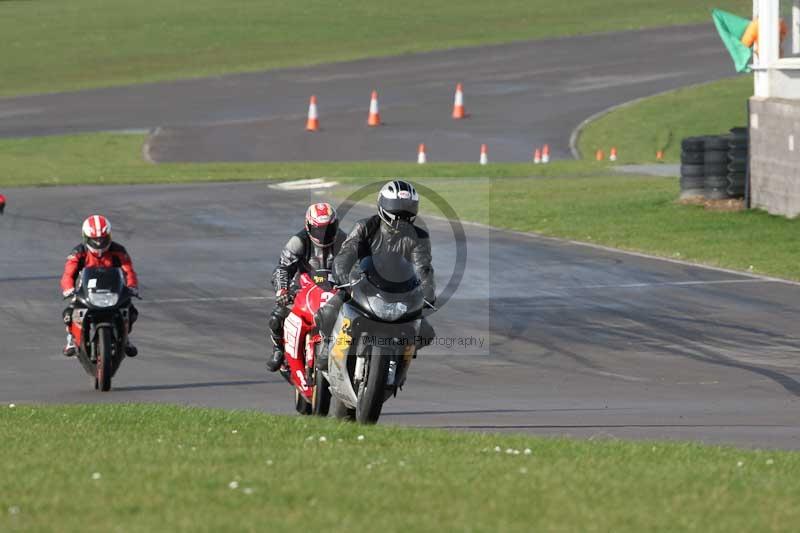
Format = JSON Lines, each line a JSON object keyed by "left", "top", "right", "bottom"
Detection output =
{"left": 88, "top": 291, "right": 118, "bottom": 308}
{"left": 368, "top": 296, "right": 408, "bottom": 322}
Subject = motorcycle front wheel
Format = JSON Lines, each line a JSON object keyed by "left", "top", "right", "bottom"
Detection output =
{"left": 95, "top": 327, "right": 113, "bottom": 392}
{"left": 356, "top": 347, "right": 391, "bottom": 425}
{"left": 311, "top": 368, "right": 331, "bottom": 416}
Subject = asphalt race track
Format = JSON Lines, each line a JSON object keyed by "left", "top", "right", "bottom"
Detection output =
{"left": 1, "top": 182, "right": 799, "bottom": 449}
{"left": 0, "top": 25, "right": 734, "bottom": 162}
{"left": 2, "top": 25, "right": 799, "bottom": 449}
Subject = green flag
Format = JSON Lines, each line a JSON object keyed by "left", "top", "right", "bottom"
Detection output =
{"left": 712, "top": 9, "right": 754, "bottom": 73}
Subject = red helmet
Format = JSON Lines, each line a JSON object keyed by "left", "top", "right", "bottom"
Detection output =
{"left": 305, "top": 203, "right": 338, "bottom": 248}
{"left": 82, "top": 215, "right": 112, "bottom": 256}
{"left": 0, "top": 194, "right": 5, "bottom": 215}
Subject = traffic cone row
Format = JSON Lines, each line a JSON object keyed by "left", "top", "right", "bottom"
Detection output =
{"left": 306, "top": 84, "right": 468, "bottom": 132}
{"left": 594, "top": 147, "right": 619, "bottom": 161}
{"left": 305, "top": 86, "right": 561, "bottom": 166}
{"left": 532, "top": 144, "right": 551, "bottom": 164}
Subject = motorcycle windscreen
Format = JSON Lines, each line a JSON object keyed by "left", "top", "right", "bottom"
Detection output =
{"left": 352, "top": 273, "right": 424, "bottom": 323}
{"left": 359, "top": 253, "right": 420, "bottom": 294}
{"left": 78, "top": 267, "right": 125, "bottom": 294}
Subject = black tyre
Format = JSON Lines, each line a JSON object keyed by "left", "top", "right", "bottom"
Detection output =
{"left": 730, "top": 127, "right": 748, "bottom": 137}
{"left": 681, "top": 136, "right": 705, "bottom": 152}
{"left": 729, "top": 141, "right": 748, "bottom": 151}
{"left": 294, "top": 389, "right": 312, "bottom": 415}
{"left": 706, "top": 175, "right": 732, "bottom": 199}
{"left": 311, "top": 368, "right": 331, "bottom": 416}
{"left": 705, "top": 188, "right": 731, "bottom": 200}
{"left": 705, "top": 176, "right": 728, "bottom": 188}
{"left": 355, "top": 348, "right": 391, "bottom": 425}
{"left": 332, "top": 396, "right": 355, "bottom": 421}
{"left": 727, "top": 187, "right": 745, "bottom": 198}
{"left": 704, "top": 164, "right": 728, "bottom": 177}
{"left": 96, "top": 327, "right": 112, "bottom": 392}
{"left": 728, "top": 172, "right": 746, "bottom": 184}
{"left": 728, "top": 161, "right": 746, "bottom": 173}
{"left": 680, "top": 151, "right": 704, "bottom": 164}
{"left": 704, "top": 151, "right": 728, "bottom": 164}
{"left": 728, "top": 152, "right": 747, "bottom": 164}
{"left": 680, "top": 177, "right": 705, "bottom": 191}
{"left": 704, "top": 135, "right": 731, "bottom": 151}
{"left": 680, "top": 164, "right": 704, "bottom": 178}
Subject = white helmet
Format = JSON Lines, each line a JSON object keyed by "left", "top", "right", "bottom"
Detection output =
{"left": 377, "top": 180, "right": 419, "bottom": 229}
{"left": 82, "top": 214, "right": 112, "bottom": 257}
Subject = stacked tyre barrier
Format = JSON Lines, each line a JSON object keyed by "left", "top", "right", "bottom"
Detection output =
{"left": 727, "top": 127, "right": 748, "bottom": 199}
{"left": 703, "top": 135, "right": 731, "bottom": 200}
{"left": 680, "top": 137, "right": 705, "bottom": 198}
{"left": 679, "top": 128, "right": 748, "bottom": 201}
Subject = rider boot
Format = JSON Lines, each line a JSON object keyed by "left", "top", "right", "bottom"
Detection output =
{"left": 125, "top": 339, "right": 138, "bottom": 357}
{"left": 125, "top": 306, "right": 138, "bottom": 357}
{"left": 63, "top": 333, "right": 77, "bottom": 357}
{"left": 266, "top": 334, "right": 284, "bottom": 372}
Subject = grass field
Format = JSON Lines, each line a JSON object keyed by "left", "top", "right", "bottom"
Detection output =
{"left": 2, "top": 404, "right": 798, "bottom": 532}
{"left": 0, "top": 0, "right": 752, "bottom": 97}
{"left": 4, "top": 131, "right": 800, "bottom": 280}
{"left": 0, "top": 133, "right": 611, "bottom": 187}
{"left": 576, "top": 77, "right": 752, "bottom": 163}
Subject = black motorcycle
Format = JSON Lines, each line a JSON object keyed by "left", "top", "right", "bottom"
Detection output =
{"left": 323, "top": 253, "right": 431, "bottom": 424}
{"left": 67, "top": 267, "right": 135, "bottom": 391}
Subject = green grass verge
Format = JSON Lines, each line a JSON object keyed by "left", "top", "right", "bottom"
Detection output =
{"left": 0, "top": 133, "right": 610, "bottom": 187}
{"left": 340, "top": 175, "right": 800, "bottom": 281}
{"left": 577, "top": 77, "right": 752, "bottom": 163}
{"left": 1, "top": 1, "right": 751, "bottom": 97}
{"left": 4, "top": 132, "right": 800, "bottom": 280}
{"left": 2, "top": 404, "right": 798, "bottom": 532}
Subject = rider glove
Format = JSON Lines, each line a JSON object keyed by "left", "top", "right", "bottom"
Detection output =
{"left": 276, "top": 288, "right": 292, "bottom": 307}
{"left": 348, "top": 268, "right": 365, "bottom": 286}
{"left": 62, "top": 288, "right": 75, "bottom": 299}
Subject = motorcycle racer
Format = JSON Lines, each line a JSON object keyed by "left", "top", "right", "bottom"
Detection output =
{"left": 266, "top": 202, "right": 346, "bottom": 372}
{"left": 321, "top": 180, "right": 436, "bottom": 349}
{"left": 61, "top": 215, "right": 139, "bottom": 357}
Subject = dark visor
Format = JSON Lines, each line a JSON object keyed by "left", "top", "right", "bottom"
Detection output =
{"left": 86, "top": 235, "right": 111, "bottom": 250}
{"left": 308, "top": 223, "right": 337, "bottom": 246}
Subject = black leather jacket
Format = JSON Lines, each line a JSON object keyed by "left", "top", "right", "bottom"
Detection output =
{"left": 272, "top": 229, "right": 347, "bottom": 292}
{"left": 333, "top": 215, "right": 435, "bottom": 303}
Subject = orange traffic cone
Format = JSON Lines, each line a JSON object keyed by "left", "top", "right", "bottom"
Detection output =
{"left": 479, "top": 144, "right": 488, "bottom": 165}
{"left": 306, "top": 95, "right": 319, "bottom": 132}
{"left": 542, "top": 144, "right": 550, "bottom": 164}
{"left": 609, "top": 147, "right": 618, "bottom": 161}
{"left": 533, "top": 148, "right": 542, "bottom": 164}
{"left": 656, "top": 150, "right": 664, "bottom": 161}
{"left": 595, "top": 149, "right": 605, "bottom": 161}
{"left": 417, "top": 143, "right": 427, "bottom": 164}
{"left": 452, "top": 83, "right": 466, "bottom": 119}
{"left": 367, "top": 90, "right": 381, "bottom": 127}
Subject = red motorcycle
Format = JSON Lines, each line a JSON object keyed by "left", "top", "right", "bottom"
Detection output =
{"left": 279, "top": 269, "right": 337, "bottom": 415}
{"left": 67, "top": 267, "right": 136, "bottom": 391}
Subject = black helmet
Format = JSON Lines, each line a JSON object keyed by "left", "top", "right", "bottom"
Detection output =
{"left": 377, "top": 180, "right": 419, "bottom": 229}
